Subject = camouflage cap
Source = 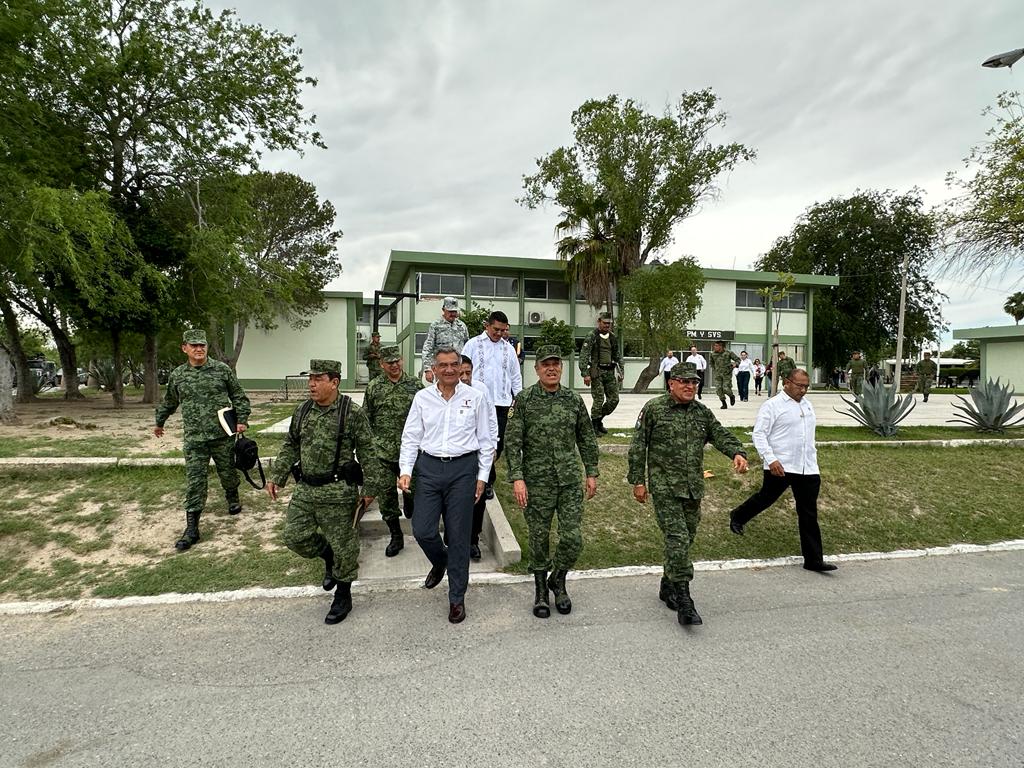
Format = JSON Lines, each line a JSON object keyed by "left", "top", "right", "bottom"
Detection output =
{"left": 598, "top": 312, "right": 613, "bottom": 321}
{"left": 380, "top": 345, "right": 401, "bottom": 362}
{"left": 669, "top": 361, "right": 702, "bottom": 381}
{"left": 303, "top": 359, "right": 341, "bottom": 376}
{"left": 535, "top": 344, "right": 563, "bottom": 363}
{"left": 182, "top": 329, "right": 207, "bottom": 345}
{"left": 442, "top": 296, "right": 460, "bottom": 311}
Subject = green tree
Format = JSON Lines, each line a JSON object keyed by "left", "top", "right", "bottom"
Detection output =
{"left": 536, "top": 317, "right": 575, "bottom": 358}
{"left": 520, "top": 90, "right": 753, "bottom": 308}
{"left": 460, "top": 301, "right": 492, "bottom": 338}
{"left": 758, "top": 272, "right": 796, "bottom": 395}
{"left": 757, "top": 190, "right": 945, "bottom": 373}
{"left": 942, "top": 91, "right": 1024, "bottom": 276}
{"left": 1004, "top": 291, "right": 1024, "bottom": 325}
{"left": 619, "top": 258, "right": 706, "bottom": 392}
{"left": 943, "top": 340, "right": 980, "bottom": 360}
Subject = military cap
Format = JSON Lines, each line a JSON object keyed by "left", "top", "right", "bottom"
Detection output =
{"left": 371, "top": 330, "right": 381, "bottom": 338}
{"left": 535, "top": 344, "right": 563, "bottom": 363}
{"left": 380, "top": 345, "right": 401, "bottom": 362}
{"left": 598, "top": 312, "right": 613, "bottom": 321}
{"left": 303, "top": 359, "right": 341, "bottom": 376}
{"left": 442, "top": 296, "right": 460, "bottom": 311}
{"left": 669, "top": 361, "right": 702, "bottom": 381}
{"left": 182, "top": 329, "right": 207, "bottom": 345}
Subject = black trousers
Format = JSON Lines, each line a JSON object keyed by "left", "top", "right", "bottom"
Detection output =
{"left": 737, "top": 371, "right": 750, "bottom": 401}
{"left": 696, "top": 370, "right": 705, "bottom": 398}
{"left": 412, "top": 452, "right": 477, "bottom": 604}
{"left": 663, "top": 371, "right": 671, "bottom": 390}
{"left": 486, "top": 405, "right": 510, "bottom": 487}
{"left": 731, "top": 471, "right": 825, "bottom": 566}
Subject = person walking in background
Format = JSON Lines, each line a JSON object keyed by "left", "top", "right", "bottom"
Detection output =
{"left": 154, "top": 329, "right": 250, "bottom": 552}
{"left": 579, "top": 312, "right": 623, "bottom": 435}
{"left": 364, "top": 331, "right": 383, "bottom": 381}
{"left": 685, "top": 345, "right": 707, "bottom": 399}
{"left": 658, "top": 350, "right": 679, "bottom": 390}
{"left": 736, "top": 350, "right": 754, "bottom": 402}
{"left": 848, "top": 350, "right": 866, "bottom": 396}
{"left": 708, "top": 340, "right": 740, "bottom": 410}
{"left": 916, "top": 352, "right": 937, "bottom": 402}
{"left": 753, "top": 358, "right": 765, "bottom": 396}
{"left": 420, "top": 297, "right": 469, "bottom": 383}
{"left": 728, "top": 368, "right": 837, "bottom": 573}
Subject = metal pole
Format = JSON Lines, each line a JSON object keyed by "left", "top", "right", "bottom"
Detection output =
{"left": 893, "top": 251, "right": 911, "bottom": 395}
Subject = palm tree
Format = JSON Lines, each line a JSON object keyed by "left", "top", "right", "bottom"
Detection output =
{"left": 1004, "top": 292, "right": 1024, "bottom": 325}
{"left": 554, "top": 194, "right": 618, "bottom": 311}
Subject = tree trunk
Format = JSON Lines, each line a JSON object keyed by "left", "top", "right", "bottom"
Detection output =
{"left": 51, "top": 323, "right": 85, "bottom": 400}
{"left": 142, "top": 331, "right": 159, "bottom": 403}
{"left": 225, "top": 321, "right": 246, "bottom": 372}
{"left": 111, "top": 328, "right": 124, "bottom": 408}
{"left": 0, "top": 345, "right": 17, "bottom": 423}
{"left": 0, "top": 296, "right": 35, "bottom": 404}
{"left": 631, "top": 352, "right": 660, "bottom": 393}
{"left": 207, "top": 317, "right": 225, "bottom": 361}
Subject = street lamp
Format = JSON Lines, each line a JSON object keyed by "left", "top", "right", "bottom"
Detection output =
{"left": 982, "top": 48, "right": 1024, "bottom": 69}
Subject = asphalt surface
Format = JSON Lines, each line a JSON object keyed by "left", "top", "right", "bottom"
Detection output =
{"left": 1, "top": 551, "right": 1022, "bottom": 768}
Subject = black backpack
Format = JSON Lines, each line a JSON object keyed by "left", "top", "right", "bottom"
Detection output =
{"left": 234, "top": 433, "right": 266, "bottom": 489}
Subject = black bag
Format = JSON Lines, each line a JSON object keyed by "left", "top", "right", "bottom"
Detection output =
{"left": 234, "top": 433, "right": 266, "bottom": 489}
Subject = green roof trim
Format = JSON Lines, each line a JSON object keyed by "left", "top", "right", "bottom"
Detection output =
{"left": 953, "top": 325, "right": 1024, "bottom": 341}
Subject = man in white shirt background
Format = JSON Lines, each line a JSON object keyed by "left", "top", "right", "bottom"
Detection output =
{"left": 685, "top": 345, "right": 708, "bottom": 399}
{"left": 460, "top": 311, "right": 522, "bottom": 499}
{"left": 658, "top": 350, "right": 678, "bottom": 390}
{"left": 727, "top": 368, "right": 837, "bottom": 572}
{"left": 399, "top": 347, "right": 496, "bottom": 623}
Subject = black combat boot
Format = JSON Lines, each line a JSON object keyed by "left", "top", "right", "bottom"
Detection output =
{"left": 226, "top": 492, "right": 242, "bottom": 515}
{"left": 676, "top": 581, "right": 703, "bottom": 626}
{"left": 548, "top": 568, "right": 572, "bottom": 614}
{"left": 384, "top": 516, "right": 404, "bottom": 557}
{"left": 591, "top": 418, "right": 605, "bottom": 436}
{"left": 658, "top": 576, "right": 678, "bottom": 610}
{"left": 325, "top": 581, "right": 352, "bottom": 625}
{"left": 720, "top": 399, "right": 728, "bottom": 410}
{"left": 320, "top": 543, "right": 336, "bottom": 591}
{"left": 729, "top": 393, "right": 735, "bottom": 406}
{"left": 533, "top": 571, "right": 550, "bottom": 618}
{"left": 174, "top": 511, "right": 200, "bottom": 551}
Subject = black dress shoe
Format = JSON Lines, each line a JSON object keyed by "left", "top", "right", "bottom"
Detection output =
{"left": 424, "top": 563, "right": 447, "bottom": 589}
{"left": 729, "top": 514, "right": 744, "bottom": 536}
{"left": 803, "top": 562, "right": 838, "bottom": 572}
{"left": 470, "top": 543, "right": 482, "bottom": 561}
{"left": 729, "top": 394, "right": 736, "bottom": 406}
{"left": 484, "top": 485, "right": 494, "bottom": 500}
{"left": 448, "top": 602, "right": 466, "bottom": 623}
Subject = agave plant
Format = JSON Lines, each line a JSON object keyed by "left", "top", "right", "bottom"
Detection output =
{"left": 948, "top": 378, "right": 1024, "bottom": 433}
{"left": 834, "top": 379, "right": 916, "bottom": 437}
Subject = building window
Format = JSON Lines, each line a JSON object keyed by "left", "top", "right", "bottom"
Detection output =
{"left": 771, "top": 343, "right": 805, "bottom": 362}
{"left": 774, "top": 291, "right": 806, "bottom": 310}
{"left": 414, "top": 333, "right": 427, "bottom": 353}
{"left": 736, "top": 287, "right": 765, "bottom": 308}
{"left": 524, "top": 278, "right": 570, "bottom": 300}
{"left": 418, "top": 273, "right": 465, "bottom": 296}
{"left": 522, "top": 336, "right": 541, "bottom": 354}
{"left": 360, "top": 305, "right": 396, "bottom": 324}
{"left": 733, "top": 343, "right": 766, "bottom": 361}
{"left": 470, "top": 275, "right": 519, "bottom": 298}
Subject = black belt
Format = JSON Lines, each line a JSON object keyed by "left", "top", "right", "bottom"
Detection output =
{"left": 420, "top": 450, "right": 477, "bottom": 463}
{"left": 299, "top": 474, "right": 343, "bottom": 487}
{"left": 598, "top": 364, "right": 617, "bottom": 370}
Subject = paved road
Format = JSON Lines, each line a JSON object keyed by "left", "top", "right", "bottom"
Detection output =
{"left": 2, "top": 551, "right": 1021, "bottom": 767}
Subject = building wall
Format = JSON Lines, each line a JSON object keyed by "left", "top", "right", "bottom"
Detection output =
{"left": 691, "top": 280, "right": 737, "bottom": 329}
{"left": 982, "top": 339, "right": 1024, "bottom": 389}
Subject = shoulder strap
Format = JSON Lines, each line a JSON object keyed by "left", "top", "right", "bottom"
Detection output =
{"left": 331, "top": 394, "right": 352, "bottom": 477}
{"left": 290, "top": 398, "right": 316, "bottom": 443}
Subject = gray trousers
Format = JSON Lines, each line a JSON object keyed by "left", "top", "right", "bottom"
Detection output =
{"left": 412, "top": 451, "right": 478, "bottom": 604}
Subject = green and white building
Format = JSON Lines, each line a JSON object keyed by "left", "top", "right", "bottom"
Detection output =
{"left": 952, "top": 324, "right": 1024, "bottom": 390}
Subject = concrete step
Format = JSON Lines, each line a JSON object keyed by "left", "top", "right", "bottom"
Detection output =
{"left": 357, "top": 535, "right": 501, "bottom": 581}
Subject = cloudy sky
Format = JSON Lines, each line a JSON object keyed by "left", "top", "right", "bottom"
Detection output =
{"left": 215, "top": 0, "right": 1023, "bottom": 345}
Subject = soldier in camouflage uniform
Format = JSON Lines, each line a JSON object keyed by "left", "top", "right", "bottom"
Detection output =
{"left": 775, "top": 350, "right": 796, "bottom": 390}
{"left": 420, "top": 296, "right": 469, "bottom": 382}
{"left": 847, "top": 351, "right": 866, "bottom": 396}
{"left": 505, "top": 345, "right": 599, "bottom": 618}
{"left": 363, "top": 345, "right": 422, "bottom": 557}
{"left": 154, "top": 329, "right": 251, "bottom": 552}
{"left": 363, "top": 331, "right": 383, "bottom": 381}
{"left": 579, "top": 312, "right": 623, "bottom": 434}
{"left": 627, "top": 361, "right": 748, "bottom": 627}
{"left": 708, "top": 340, "right": 740, "bottom": 409}
{"left": 915, "top": 351, "right": 937, "bottom": 402}
{"left": 266, "top": 359, "right": 383, "bottom": 625}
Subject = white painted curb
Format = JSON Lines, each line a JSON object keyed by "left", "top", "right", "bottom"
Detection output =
{"left": 2, "top": 539, "right": 1022, "bottom": 617}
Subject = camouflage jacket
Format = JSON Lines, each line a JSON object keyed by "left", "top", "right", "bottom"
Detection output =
{"left": 578, "top": 329, "right": 622, "bottom": 378}
{"left": 421, "top": 317, "right": 469, "bottom": 372}
{"left": 916, "top": 358, "right": 937, "bottom": 378}
{"left": 627, "top": 394, "right": 746, "bottom": 498}
{"left": 154, "top": 359, "right": 251, "bottom": 442}
{"left": 270, "top": 395, "right": 385, "bottom": 496}
{"left": 364, "top": 341, "right": 382, "bottom": 379}
{"left": 776, "top": 356, "right": 797, "bottom": 381}
{"left": 363, "top": 371, "right": 423, "bottom": 462}
{"left": 504, "top": 384, "right": 599, "bottom": 486}
{"left": 708, "top": 349, "right": 740, "bottom": 377}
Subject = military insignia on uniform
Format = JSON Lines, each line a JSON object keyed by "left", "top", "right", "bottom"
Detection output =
{"left": 635, "top": 407, "right": 645, "bottom": 429}
{"left": 508, "top": 398, "right": 516, "bottom": 418}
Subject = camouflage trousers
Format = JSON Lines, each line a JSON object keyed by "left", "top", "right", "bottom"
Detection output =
{"left": 524, "top": 482, "right": 584, "bottom": 572}
{"left": 282, "top": 482, "right": 360, "bottom": 583}
{"left": 590, "top": 370, "right": 620, "bottom": 419}
{"left": 183, "top": 436, "right": 240, "bottom": 515}
{"left": 916, "top": 377, "right": 934, "bottom": 397}
{"left": 378, "top": 459, "right": 415, "bottom": 522}
{"left": 851, "top": 375, "right": 864, "bottom": 396}
{"left": 652, "top": 494, "right": 702, "bottom": 584}
{"left": 713, "top": 371, "right": 734, "bottom": 401}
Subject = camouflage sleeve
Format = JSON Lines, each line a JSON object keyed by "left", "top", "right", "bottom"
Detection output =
{"left": 626, "top": 406, "right": 650, "bottom": 485}
{"left": 575, "top": 396, "right": 600, "bottom": 477}
{"left": 706, "top": 412, "right": 746, "bottom": 460}
{"left": 351, "top": 406, "right": 385, "bottom": 497}
{"left": 578, "top": 334, "right": 592, "bottom": 376}
{"left": 612, "top": 333, "right": 624, "bottom": 366}
{"left": 271, "top": 409, "right": 301, "bottom": 486}
{"left": 420, "top": 323, "right": 437, "bottom": 372}
{"left": 730, "top": 351, "right": 741, "bottom": 366}
{"left": 363, "top": 380, "right": 378, "bottom": 429}
{"left": 154, "top": 370, "right": 180, "bottom": 427}
{"left": 226, "top": 368, "right": 251, "bottom": 424}
{"left": 503, "top": 394, "right": 525, "bottom": 482}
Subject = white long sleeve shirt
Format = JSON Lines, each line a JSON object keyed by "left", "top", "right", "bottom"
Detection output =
{"left": 737, "top": 357, "right": 754, "bottom": 373}
{"left": 752, "top": 390, "right": 819, "bottom": 475}
{"left": 658, "top": 356, "right": 679, "bottom": 373}
{"left": 399, "top": 381, "right": 496, "bottom": 481}
{"left": 460, "top": 332, "right": 523, "bottom": 407}
{"left": 685, "top": 353, "right": 707, "bottom": 371}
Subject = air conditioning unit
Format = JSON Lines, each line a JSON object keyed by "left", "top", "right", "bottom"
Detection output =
{"left": 528, "top": 311, "right": 546, "bottom": 325}
{"left": 356, "top": 331, "right": 366, "bottom": 341}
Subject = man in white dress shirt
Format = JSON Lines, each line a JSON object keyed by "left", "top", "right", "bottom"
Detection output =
{"left": 727, "top": 368, "right": 837, "bottom": 572}
{"left": 399, "top": 348, "right": 496, "bottom": 623}
{"left": 460, "top": 311, "right": 523, "bottom": 499}
{"left": 658, "top": 350, "right": 679, "bottom": 390}
{"left": 685, "top": 346, "right": 707, "bottom": 399}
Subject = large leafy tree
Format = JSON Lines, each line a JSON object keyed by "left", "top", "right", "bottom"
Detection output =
{"left": 942, "top": 91, "right": 1024, "bottom": 277}
{"left": 1004, "top": 291, "right": 1024, "bottom": 325}
{"left": 757, "top": 190, "right": 945, "bottom": 373}
{"left": 619, "top": 258, "right": 706, "bottom": 391}
{"left": 520, "top": 90, "right": 754, "bottom": 306}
